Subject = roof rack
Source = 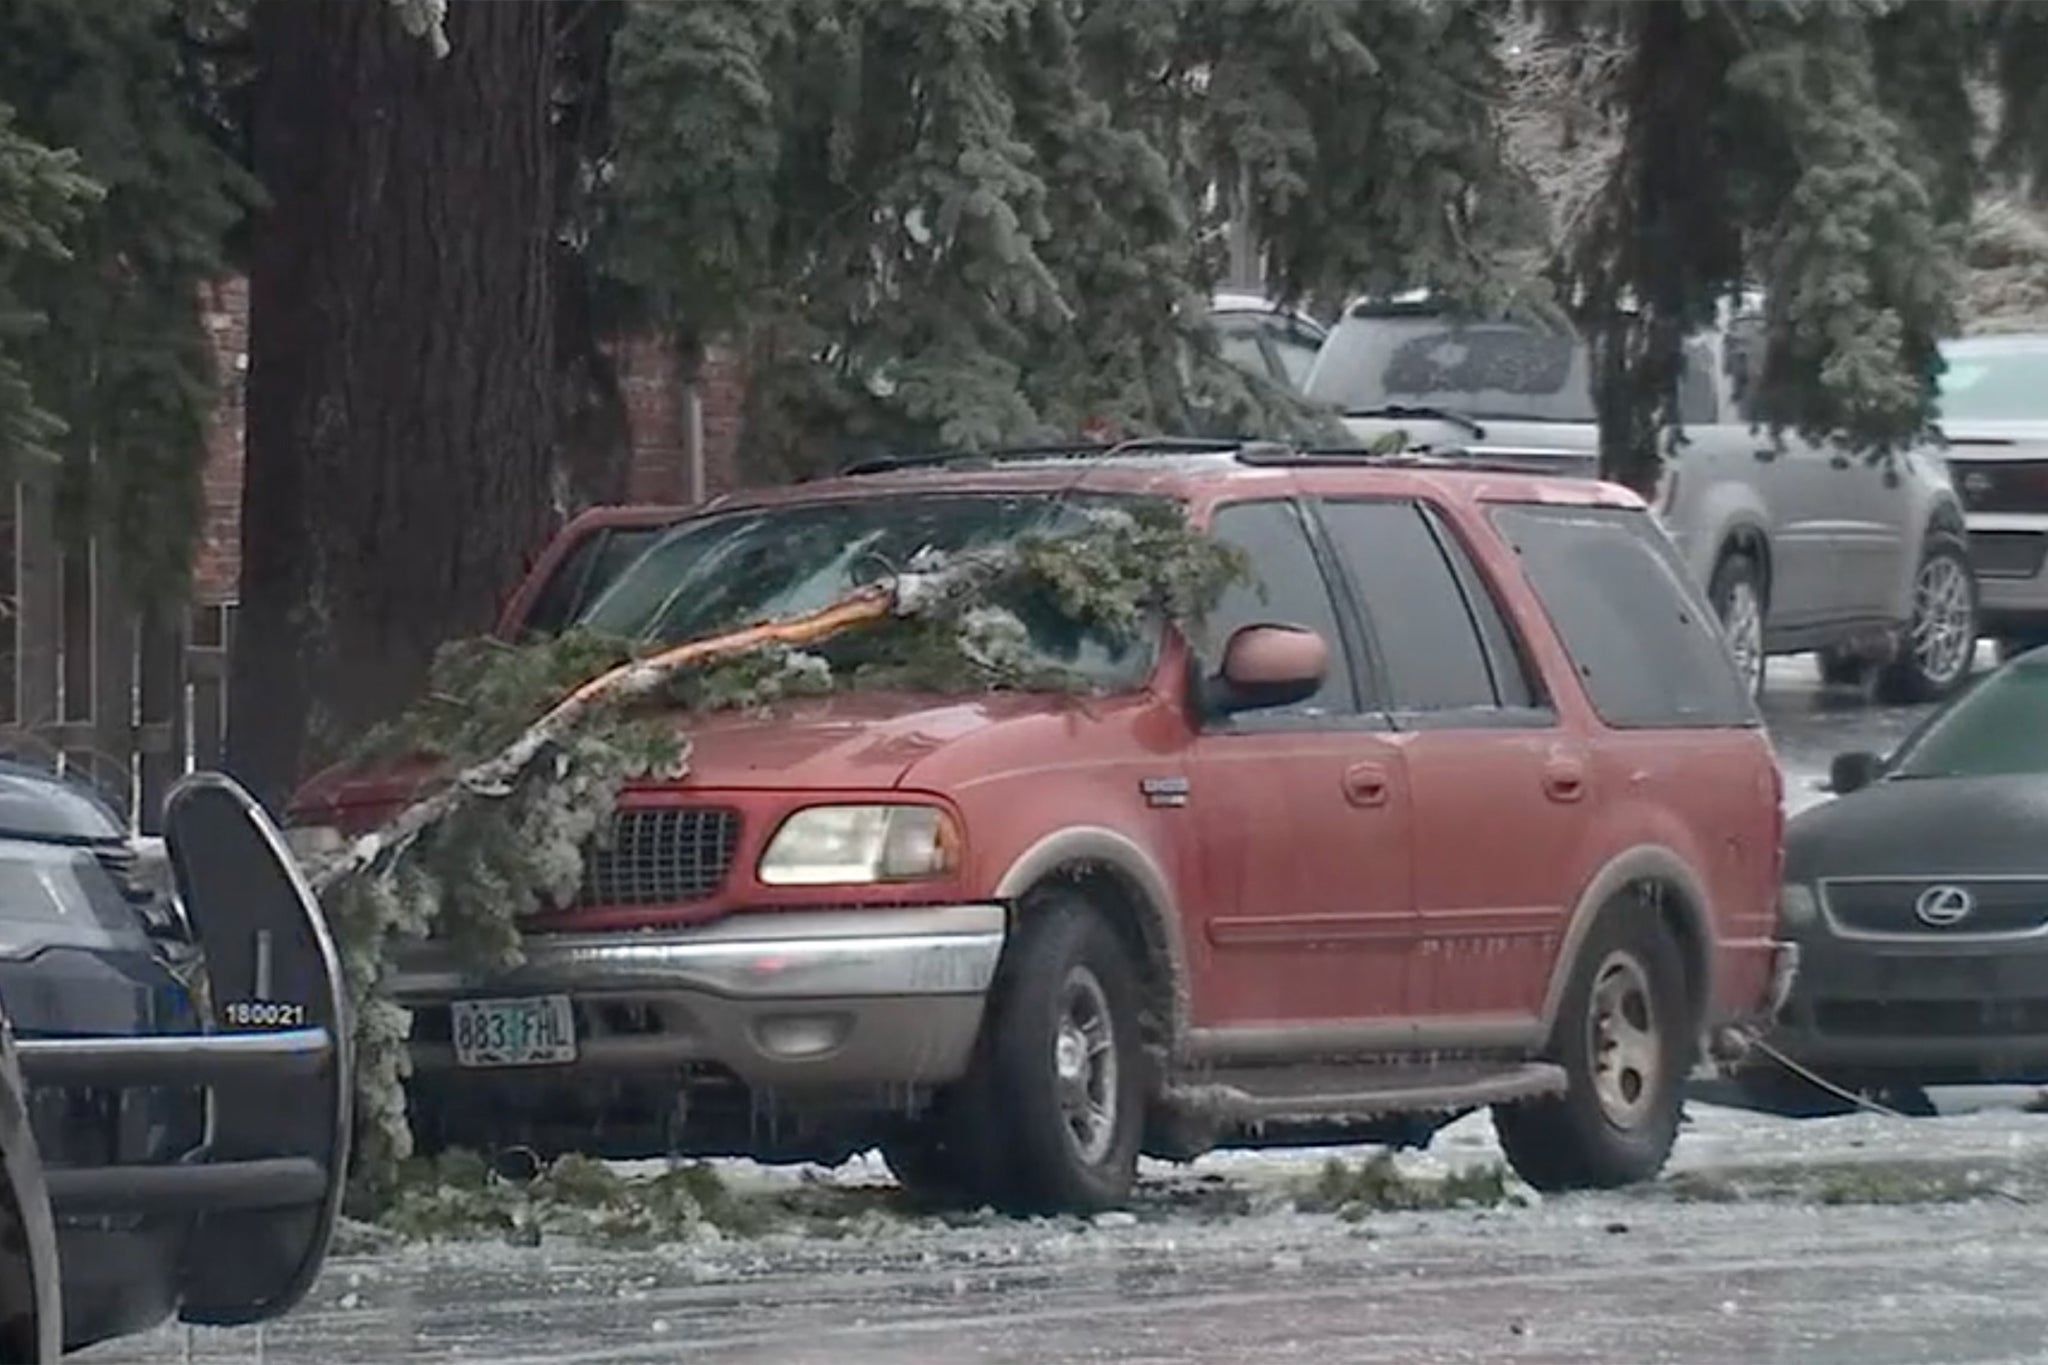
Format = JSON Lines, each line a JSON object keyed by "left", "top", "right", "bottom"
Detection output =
{"left": 836, "top": 435, "right": 1254, "bottom": 477}
{"left": 833, "top": 435, "right": 1598, "bottom": 482}
{"left": 1237, "top": 443, "right": 1600, "bottom": 478}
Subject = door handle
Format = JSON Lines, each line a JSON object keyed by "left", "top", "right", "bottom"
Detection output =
{"left": 1343, "top": 762, "right": 1390, "bottom": 808}
{"left": 1753, "top": 447, "right": 1779, "bottom": 463}
{"left": 1542, "top": 761, "right": 1586, "bottom": 804}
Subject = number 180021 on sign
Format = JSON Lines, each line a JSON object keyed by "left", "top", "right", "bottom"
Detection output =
{"left": 450, "top": 994, "right": 577, "bottom": 1068}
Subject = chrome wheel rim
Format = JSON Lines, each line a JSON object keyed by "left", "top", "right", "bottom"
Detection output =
{"left": 1910, "top": 553, "right": 1975, "bottom": 688}
{"left": 1587, "top": 950, "right": 1661, "bottom": 1130}
{"left": 1054, "top": 965, "right": 1119, "bottom": 1165}
{"left": 1721, "top": 579, "right": 1766, "bottom": 695}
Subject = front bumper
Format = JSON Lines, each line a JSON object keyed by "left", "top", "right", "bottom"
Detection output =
{"left": 390, "top": 904, "right": 1008, "bottom": 1092}
{"left": 1964, "top": 514, "right": 2048, "bottom": 630}
{"left": 1760, "top": 932, "right": 2048, "bottom": 1085}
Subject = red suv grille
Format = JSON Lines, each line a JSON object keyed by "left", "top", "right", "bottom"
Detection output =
{"left": 580, "top": 807, "right": 740, "bottom": 908}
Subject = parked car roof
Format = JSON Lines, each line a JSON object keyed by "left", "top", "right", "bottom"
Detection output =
{"left": 683, "top": 442, "right": 1645, "bottom": 515}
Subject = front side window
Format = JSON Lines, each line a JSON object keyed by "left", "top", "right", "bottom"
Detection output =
{"left": 1889, "top": 659, "right": 2048, "bottom": 779}
{"left": 578, "top": 494, "right": 1157, "bottom": 690}
{"left": 1197, "top": 500, "right": 1357, "bottom": 718}
{"left": 1489, "top": 504, "right": 1757, "bottom": 729}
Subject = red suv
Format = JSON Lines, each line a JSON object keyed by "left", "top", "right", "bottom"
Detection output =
{"left": 290, "top": 441, "right": 1794, "bottom": 1213}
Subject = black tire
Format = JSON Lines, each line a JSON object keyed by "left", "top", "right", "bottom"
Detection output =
{"left": 878, "top": 1109, "right": 984, "bottom": 1208}
{"left": 1495, "top": 901, "right": 1690, "bottom": 1191}
{"left": 949, "top": 892, "right": 1147, "bottom": 1214}
{"left": 1707, "top": 552, "right": 1768, "bottom": 699}
{"left": 1877, "top": 532, "right": 1979, "bottom": 704}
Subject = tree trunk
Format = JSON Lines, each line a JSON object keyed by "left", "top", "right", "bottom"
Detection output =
{"left": 230, "top": 0, "right": 561, "bottom": 811}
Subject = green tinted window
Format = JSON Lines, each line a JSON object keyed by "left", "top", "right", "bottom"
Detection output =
{"left": 1892, "top": 661, "right": 2048, "bottom": 778}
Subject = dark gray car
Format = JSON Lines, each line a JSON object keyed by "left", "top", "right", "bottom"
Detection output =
{"left": 1738, "top": 647, "right": 2048, "bottom": 1110}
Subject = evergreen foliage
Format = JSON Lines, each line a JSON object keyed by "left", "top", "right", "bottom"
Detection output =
{"left": 0, "top": 102, "right": 95, "bottom": 472}
{"left": 596, "top": 0, "right": 1540, "bottom": 476}
{"left": 0, "top": 0, "right": 255, "bottom": 596}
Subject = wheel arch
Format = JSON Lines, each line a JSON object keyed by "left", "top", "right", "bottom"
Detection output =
{"left": 1926, "top": 496, "right": 1967, "bottom": 541}
{"left": 1539, "top": 845, "right": 1714, "bottom": 1045}
{"left": 995, "top": 828, "right": 1187, "bottom": 1060}
{"left": 1714, "top": 518, "right": 1773, "bottom": 597}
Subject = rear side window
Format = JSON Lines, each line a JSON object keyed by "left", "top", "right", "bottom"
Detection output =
{"left": 1489, "top": 504, "right": 1757, "bottom": 728}
{"left": 1200, "top": 500, "right": 1356, "bottom": 718}
{"left": 1320, "top": 500, "right": 1538, "bottom": 714}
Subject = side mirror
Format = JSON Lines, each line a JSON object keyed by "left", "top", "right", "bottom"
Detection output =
{"left": 1210, "top": 623, "right": 1329, "bottom": 714}
{"left": 1829, "top": 750, "right": 1883, "bottom": 795}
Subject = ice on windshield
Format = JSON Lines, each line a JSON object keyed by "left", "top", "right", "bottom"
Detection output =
{"left": 1307, "top": 312, "right": 1600, "bottom": 423}
{"left": 575, "top": 492, "right": 1158, "bottom": 690}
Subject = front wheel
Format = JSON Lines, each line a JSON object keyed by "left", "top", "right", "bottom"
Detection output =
{"left": 938, "top": 893, "right": 1147, "bottom": 1214}
{"left": 1708, "top": 553, "right": 1768, "bottom": 698}
{"left": 1877, "top": 534, "right": 1978, "bottom": 704}
{"left": 1494, "top": 903, "right": 1689, "bottom": 1191}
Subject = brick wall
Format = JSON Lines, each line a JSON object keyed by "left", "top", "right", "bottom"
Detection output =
{"left": 190, "top": 277, "right": 745, "bottom": 605}
{"left": 607, "top": 334, "right": 745, "bottom": 506}
{"left": 195, "top": 277, "right": 249, "bottom": 605}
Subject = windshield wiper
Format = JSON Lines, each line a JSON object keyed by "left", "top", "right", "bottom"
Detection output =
{"left": 1342, "top": 404, "right": 1488, "bottom": 441}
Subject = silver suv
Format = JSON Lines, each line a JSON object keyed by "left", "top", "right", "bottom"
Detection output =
{"left": 1306, "top": 298, "right": 1979, "bottom": 701}
{"left": 1935, "top": 331, "right": 2048, "bottom": 660}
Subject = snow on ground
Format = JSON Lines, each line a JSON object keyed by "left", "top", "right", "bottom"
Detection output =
{"left": 81, "top": 1101, "right": 2048, "bottom": 1364}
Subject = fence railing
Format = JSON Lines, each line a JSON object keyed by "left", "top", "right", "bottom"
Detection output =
{"left": 1, "top": 477, "right": 232, "bottom": 833}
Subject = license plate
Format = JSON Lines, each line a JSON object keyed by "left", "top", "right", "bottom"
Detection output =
{"left": 1879, "top": 956, "right": 1993, "bottom": 996}
{"left": 450, "top": 995, "right": 577, "bottom": 1068}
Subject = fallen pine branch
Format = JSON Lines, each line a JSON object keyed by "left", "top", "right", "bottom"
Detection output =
{"left": 301, "top": 503, "right": 1246, "bottom": 1205}
{"left": 307, "top": 546, "right": 997, "bottom": 901}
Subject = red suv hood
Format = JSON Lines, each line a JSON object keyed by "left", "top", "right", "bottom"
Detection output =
{"left": 290, "top": 692, "right": 1069, "bottom": 823}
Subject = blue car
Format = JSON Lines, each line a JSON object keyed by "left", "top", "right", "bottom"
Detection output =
{"left": 0, "top": 761, "right": 351, "bottom": 1358}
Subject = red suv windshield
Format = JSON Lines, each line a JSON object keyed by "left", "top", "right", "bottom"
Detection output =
{"left": 575, "top": 491, "right": 1161, "bottom": 690}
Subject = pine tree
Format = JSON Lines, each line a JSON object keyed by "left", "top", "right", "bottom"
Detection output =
{"left": 0, "top": 0, "right": 252, "bottom": 595}
{"left": 1530, "top": 0, "right": 2048, "bottom": 489}
{"left": 596, "top": 0, "right": 1543, "bottom": 477}
{"left": 0, "top": 104, "right": 95, "bottom": 471}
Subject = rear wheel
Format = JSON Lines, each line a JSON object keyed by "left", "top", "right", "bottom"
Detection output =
{"left": 1495, "top": 901, "right": 1690, "bottom": 1191}
{"left": 1708, "top": 552, "right": 1768, "bottom": 698}
{"left": 1877, "top": 533, "right": 1978, "bottom": 703}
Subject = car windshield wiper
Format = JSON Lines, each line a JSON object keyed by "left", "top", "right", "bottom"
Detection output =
{"left": 1341, "top": 404, "right": 1488, "bottom": 441}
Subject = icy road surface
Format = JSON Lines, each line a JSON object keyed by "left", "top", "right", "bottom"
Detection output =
{"left": 84, "top": 652, "right": 2048, "bottom": 1364}
{"left": 84, "top": 1104, "right": 2048, "bottom": 1365}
